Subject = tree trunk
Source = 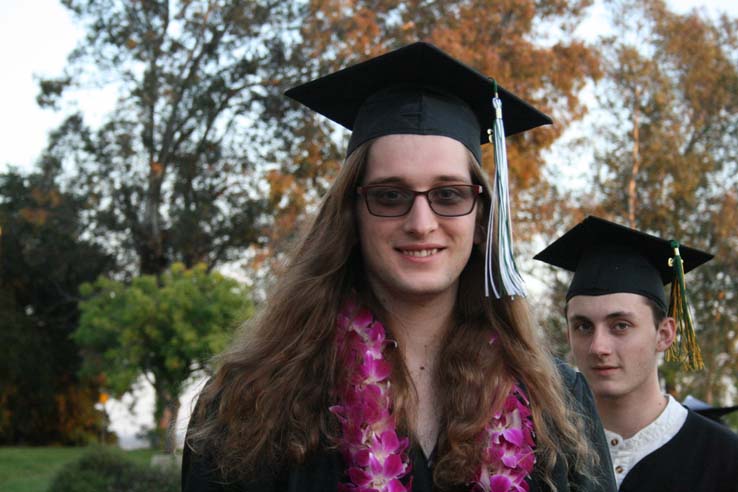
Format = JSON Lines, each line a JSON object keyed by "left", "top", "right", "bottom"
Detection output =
{"left": 154, "top": 384, "right": 181, "bottom": 454}
{"left": 627, "top": 87, "right": 641, "bottom": 228}
{"left": 140, "top": 167, "right": 168, "bottom": 276}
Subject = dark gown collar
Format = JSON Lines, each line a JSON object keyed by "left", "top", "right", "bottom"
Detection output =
{"left": 410, "top": 445, "right": 435, "bottom": 491}
{"left": 409, "top": 444, "right": 541, "bottom": 492}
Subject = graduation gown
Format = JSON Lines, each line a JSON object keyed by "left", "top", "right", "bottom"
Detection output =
{"left": 619, "top": 410, "right": 738, "bottom": 492}
{"left": 182, "top": 362, "right": 616, "bottom": 492}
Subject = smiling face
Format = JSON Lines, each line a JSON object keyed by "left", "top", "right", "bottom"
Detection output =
{"left": 566, "top": 293, "right": 675, "bottom": 403}
{"left": 356, "top": 134, "right": 479, "bottom": 304}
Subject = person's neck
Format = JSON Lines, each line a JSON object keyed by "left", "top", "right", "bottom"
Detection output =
{"left": 595, "top": 378, "right": 668, "bottom": 439}
{"left": 372, "top": 287, "right": 455, "bottom": 458}
{"left": 373, "top": 288, "right": 456, "bottom": 367}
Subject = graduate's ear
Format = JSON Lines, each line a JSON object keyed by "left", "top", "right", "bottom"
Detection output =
{"left": 656, "top": 317, "right": 677, "bottom": 352}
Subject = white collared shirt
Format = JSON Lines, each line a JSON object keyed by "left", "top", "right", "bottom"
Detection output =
{"left": 605, "top": 395, "right": 688, "bottom": 488}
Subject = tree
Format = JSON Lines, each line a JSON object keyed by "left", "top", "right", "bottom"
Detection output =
{"left": 74, "top": 262, "right": 252, "bottom": 452}
{"left": 34, "top": 0, "right": 299, "bottom": 445}
{"left": 579, "top": 0, "right": 738, "bottom": 405}
{"left": 38, "top": 0, "right": 307, "bottom": 276}
{"left": 0, "top": 167, "right": 114, "bottom": 444}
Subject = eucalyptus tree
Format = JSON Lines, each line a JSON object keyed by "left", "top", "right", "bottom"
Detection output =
{"left": 589, "top": 0, "right": 738, "bottom": 407}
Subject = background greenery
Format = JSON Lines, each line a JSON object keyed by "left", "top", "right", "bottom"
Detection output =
{"left": 0, "top": 447, "right": 161, "bottom": 492}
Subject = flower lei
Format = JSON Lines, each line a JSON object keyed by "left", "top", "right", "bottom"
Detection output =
{"left": 330, "top": 301, "right": 536, "bottom": 492}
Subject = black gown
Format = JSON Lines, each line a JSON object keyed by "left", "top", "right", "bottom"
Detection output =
{"left": 619, "top": 409, "right": 738, "bottom": 492}
{"left": 182, "top": 361, "right": 617, "bottom": 492}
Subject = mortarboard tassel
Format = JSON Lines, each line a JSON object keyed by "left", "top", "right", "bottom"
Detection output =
{"left": 665, "top": 240, "right": 704, "bottom": 371}
{"left": 484, "top": 82, "right": 527, "bottom": 299}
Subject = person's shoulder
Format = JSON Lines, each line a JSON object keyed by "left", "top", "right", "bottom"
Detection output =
{"left": 552, "top": 358, "right": 599, "bottom": 412}
{"left": 553, "top": 357, "right": 579, "bottom": 390}
{"left": 684, "top": 408, "right": 738, "bottom": 446}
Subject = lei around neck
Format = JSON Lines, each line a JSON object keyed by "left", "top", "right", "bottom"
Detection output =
{"left": 330, "top": 300, "right": 536, "bottom": 492}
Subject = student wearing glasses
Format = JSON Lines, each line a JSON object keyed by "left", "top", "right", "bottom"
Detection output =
{"left": 182, "top": 42, "right": 616, "bottom": 492}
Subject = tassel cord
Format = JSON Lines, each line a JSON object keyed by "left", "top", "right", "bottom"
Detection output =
{"left": 665, "top": 241, "right": 704, "bottom": 371}
{"left": 484, "top": 94, "right": 527, "bottom": 299}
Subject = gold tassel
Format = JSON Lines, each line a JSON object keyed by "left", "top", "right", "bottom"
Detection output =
{"left": 665, "top": 240, "right": 704, "bottom": 371}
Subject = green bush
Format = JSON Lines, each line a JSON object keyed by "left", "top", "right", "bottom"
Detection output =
{"left": 47, "top": 446, "right": 178, "bottom": 492}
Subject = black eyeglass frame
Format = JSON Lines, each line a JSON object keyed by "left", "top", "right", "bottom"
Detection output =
{"left": 356, "top": 184, "right": 483, "bottom": 218}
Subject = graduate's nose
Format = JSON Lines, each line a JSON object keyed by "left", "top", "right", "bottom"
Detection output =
{"left": 403, "top": 195, "right": 438, "bottom": 236}
{"left": 589, "top": 328, "right": 613, "bottom": 356}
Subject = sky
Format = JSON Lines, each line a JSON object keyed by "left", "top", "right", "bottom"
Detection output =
{"left": 1, "top": 0, "right": 81, "bottom": 173}
{"left": 1, "top": 0, "right": 736, "bottom": 448}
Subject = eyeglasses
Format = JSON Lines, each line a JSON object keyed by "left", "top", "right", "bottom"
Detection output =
{"left": 357, "top": 184, "right": 483, "bottom": 217}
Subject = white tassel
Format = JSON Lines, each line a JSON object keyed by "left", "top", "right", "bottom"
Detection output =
{"left": 484, "top": 95, "right": 527, "bottom": 299}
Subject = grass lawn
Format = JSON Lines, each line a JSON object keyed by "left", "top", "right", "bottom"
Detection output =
{"left": 0, "top": 446, "right": 160, "bottom": 492}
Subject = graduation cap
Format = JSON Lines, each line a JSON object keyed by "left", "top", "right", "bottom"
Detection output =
{"left": 534, "top": 216, "right": 713, "bottom": 370}
{"left": 285, "top": 42, "right": 551, "bottom": 163}
{"left": 682, "top": 396, "right": 738, "bottom": 425}
{"left": 286, "top": 41, "right": 552, "bottom": 298}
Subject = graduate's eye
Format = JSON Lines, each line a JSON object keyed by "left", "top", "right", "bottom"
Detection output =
{"left": 570, "top": 321, "right": 593, "bottom": 333}
{"left": 370, "top": 187, "right": 412, "bottom": 204}
{"left": 430, "top": 186, "right": 466, "bottom": 204}
{"left": 612, "top": 321, "right": 631, "bottom": 332}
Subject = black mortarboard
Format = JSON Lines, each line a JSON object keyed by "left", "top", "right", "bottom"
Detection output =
{"left": 533, "top": 216, "right": 712, "bottom": 308}
{"left": 534, "top": 215, "right": 713, "bottom": 370}
{"left": 285, "top": 41, "right": 552, "bottom": 163}
{"left": 286, "top": 42, "right": 553, "bottom": 300}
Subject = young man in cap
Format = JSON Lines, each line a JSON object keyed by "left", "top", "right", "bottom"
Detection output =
{"left": 536, "top": 215, "right": 738, "bottom": 491}
{"left": 182, "top": 43, "right": 616, "bottom": 491}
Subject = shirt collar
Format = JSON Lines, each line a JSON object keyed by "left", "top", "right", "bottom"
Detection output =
{"left": 605, "top": 395, "right": 688, "bottom": 488}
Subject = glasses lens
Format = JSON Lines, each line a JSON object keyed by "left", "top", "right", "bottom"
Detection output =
{"left": 428, "top": 186, "right": 476, "bottom": 216}
{"left": 366, "top": 187, "right": 414, "bottom": 216}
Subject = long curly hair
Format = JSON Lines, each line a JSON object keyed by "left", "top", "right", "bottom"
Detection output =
{"left": 186, "top": 139, "right": 595, "bottom": 489}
